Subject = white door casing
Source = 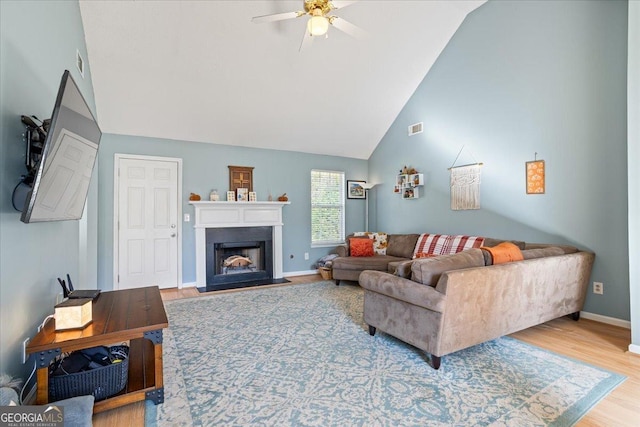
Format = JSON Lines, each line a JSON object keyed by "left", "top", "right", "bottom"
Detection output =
{"left": 114, "top": 154, "right": 182, "bottom": 289}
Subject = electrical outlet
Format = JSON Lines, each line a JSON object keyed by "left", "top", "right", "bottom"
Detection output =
{"left": 304, "top": 252, "right": 309, "bottom": 260}
{"left": 184, "top": 213, "right": 190, "bottom": 222}
{"left": 22, "top": 338, "right": 30, "bottom": 364}
{"left": 593, "top": 281, "right": 603, "bottom": 295}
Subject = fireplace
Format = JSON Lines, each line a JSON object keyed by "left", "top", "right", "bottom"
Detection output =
{"left": 206, "top": 226, "right": 273, "bottom": 289}
{"left": 190, "top": 201, "right": 289, "bottom": 291}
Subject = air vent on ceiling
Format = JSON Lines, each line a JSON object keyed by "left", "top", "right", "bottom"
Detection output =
{"left": 408, "top": 122, "right": 423, "bottom": 136}
{"left": 76, "top": 50, "right": 84, "bottom": 78}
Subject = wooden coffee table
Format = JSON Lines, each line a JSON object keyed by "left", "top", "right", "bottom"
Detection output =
{"left": 26, "top": 286, "right": 168, "bottom": 413}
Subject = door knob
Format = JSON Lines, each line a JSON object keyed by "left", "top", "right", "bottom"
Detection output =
{"left": 171, "top": 224, "right": 176, "bottom": 229}
{"left": 170, "top": 233, "right": 176, "bottom": 237}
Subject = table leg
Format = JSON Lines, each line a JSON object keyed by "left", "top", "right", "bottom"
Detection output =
{"left": 36, "top": 367, "right": 49, "bottom": 404}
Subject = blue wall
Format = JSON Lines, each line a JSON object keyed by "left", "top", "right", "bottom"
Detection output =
{"left": 370, "top": 0, "right": 629, "bottom": 320}
{"left": 97, "top": 134, "right": 368, "bottom": 289}
{"left": 0, "top": 1, "right": 98, "bottom": 379}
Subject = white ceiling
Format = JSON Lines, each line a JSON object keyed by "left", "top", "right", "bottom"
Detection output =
{"left": 80, "top": 0, "right": 485, "bottom": 160}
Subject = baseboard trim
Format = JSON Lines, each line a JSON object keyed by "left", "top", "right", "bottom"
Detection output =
{"left": 181, "top": 281, "right": 197, "bottom": 289}
{"left": 629, "top": 344, "right": 640, "bottom": 355}
{"left": 283, "top": 270, "right": 318, "bottom": 277}
{"left": 581, "top": 311, "right": 631, "bottom": 329}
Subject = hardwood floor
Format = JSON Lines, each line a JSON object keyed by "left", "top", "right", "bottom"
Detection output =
{"left": 93, "top": 275, "right": 640, "bottom": 426}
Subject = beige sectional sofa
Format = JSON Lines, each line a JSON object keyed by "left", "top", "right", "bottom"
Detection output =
{"left": 359, "top": 244, "right": 595, "bottom": 369}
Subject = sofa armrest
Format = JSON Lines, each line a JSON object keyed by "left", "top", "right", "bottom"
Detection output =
{"left": 334, "top": 245, "right": 348, "bottom": 257}
{"left": 359, "top": 270, "right": 446, "bottom": 313}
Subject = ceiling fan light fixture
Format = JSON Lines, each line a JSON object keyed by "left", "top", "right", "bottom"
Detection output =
{"left": 307, "top": 14, "right": 329, "bottom": 36}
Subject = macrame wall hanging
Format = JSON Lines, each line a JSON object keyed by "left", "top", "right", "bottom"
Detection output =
{"left": 449, "top": 146, "right": 483, "bottom": 211}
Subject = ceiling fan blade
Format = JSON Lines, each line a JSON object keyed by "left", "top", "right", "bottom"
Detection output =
{"left": 329, "top": 1, "right": 357, "bottom": 10}
{"left": 299, "top": 28, "right": 314, "bottom": 52}
{"left": 329, "top": 16, "right": 367, "bottom": 39}
{"left": 252, "top": 11, "right": 304, "bottom": 24}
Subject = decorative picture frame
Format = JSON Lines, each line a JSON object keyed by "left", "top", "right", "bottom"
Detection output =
{"left": 249, "top": 191, "right": 257, "bottom": 202}
{"left": 526, "top": 160, "right": 545, "bottom": 194}
{"left": 347, "top": 180, "right": 367, "bottom": 199}
{"left": 228, "top": 165, "right": 254, "bottom": 192}
{"left": 226, "top": 191, "right": 236, "bottom": 202}
{"left": 236, "top": 187, "right": 249, "bottom": 201}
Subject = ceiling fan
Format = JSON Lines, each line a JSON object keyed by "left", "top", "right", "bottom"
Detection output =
{"left": 251, "top": 0, "right": 366, "bottom": 51}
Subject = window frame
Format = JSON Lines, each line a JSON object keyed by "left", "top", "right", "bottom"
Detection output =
{"left": 310, "top": 169, "right": 346, "bottom": 248}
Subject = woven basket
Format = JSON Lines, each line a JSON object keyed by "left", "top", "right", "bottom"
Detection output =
{"left": 318, "top": 267, "right": 332, "bottom": 280}
{"left": 49, "top": 349, "right": 129, "bottom": 402}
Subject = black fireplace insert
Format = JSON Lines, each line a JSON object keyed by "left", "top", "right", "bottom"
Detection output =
{"left": 204, "top": 226, "right": 276, "bottom": 291}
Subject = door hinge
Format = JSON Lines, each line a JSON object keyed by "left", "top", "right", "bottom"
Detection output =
{"left": 117, "top": 275, "right": 120, "bottom": 283}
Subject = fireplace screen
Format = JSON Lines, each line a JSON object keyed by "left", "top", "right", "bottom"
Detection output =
{"left": 216, "top": 242, "right": 264, "bottom": 276}
{"left": 205, "top": 227, "right": 273, "bottom": 288}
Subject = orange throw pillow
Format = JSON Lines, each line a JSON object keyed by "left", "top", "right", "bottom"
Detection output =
{"left": 350, "top": 238, "right": 374, "bottom": 257}
{"left": 414, "top": 253, "right": 438, "bottom": 259}
{"left": 481, "top": 242, "right": 524, "bottom": 265}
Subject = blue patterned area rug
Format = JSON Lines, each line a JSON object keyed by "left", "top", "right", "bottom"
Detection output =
{"left": 146, "top": 281, "right": 624, "bottom": 426}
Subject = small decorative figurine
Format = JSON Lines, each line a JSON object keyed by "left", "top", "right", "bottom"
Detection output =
{"left": 277, "top": 193, "right": 288, "bottom": 202}
{"left": 189, "top": 193, "right": 201, "bottom": 201}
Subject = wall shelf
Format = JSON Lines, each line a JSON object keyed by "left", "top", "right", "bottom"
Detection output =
{"left": 394, "top": 173, "right": 424, "bottom": 200}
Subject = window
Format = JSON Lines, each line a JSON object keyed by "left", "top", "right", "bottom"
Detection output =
{"left": 311, "top": 169, "right": 345, "bottom": 247}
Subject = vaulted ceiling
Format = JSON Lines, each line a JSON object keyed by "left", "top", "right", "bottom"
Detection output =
{"left": 80, "top": 0, "right": 485, "bottom": 159}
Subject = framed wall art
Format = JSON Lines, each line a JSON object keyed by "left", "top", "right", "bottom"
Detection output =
{"left": 347, "top": 180, "right": 366, "bottom": 199}
{"left": 526, "top": 160, "right": 545, "bottom": 194}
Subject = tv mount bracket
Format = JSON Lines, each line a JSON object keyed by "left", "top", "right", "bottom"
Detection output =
{"left": 12, "top": 115, "right": 50, "bottom": 212}
{"left": 20, "top": 115, "right": 50, "bottom": 184}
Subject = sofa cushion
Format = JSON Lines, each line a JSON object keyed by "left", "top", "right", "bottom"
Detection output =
{"left": 386, "top": 234, "right": 420, "bottom": 258}
{"left": 483, "top": 237, "right": 526, "bottom": 250}
{"left": 413, "top": 234, "right": 485, "bottom": 258}
{"left": 389, "top": 260, "right": 414, "bottom": 278}
{"left": 523, "top": 243, "right": 579, "bottom": 254}
{"left": 333, "top": 255, "right": 408, "bottom": 272}
{"left": 521, "top": 246, "right": 565, "bottom": 260}
{"left": 411, "top": 248, "right": 485, "bottom": 287}
{"left": 349, "top": 238, "right": 374, "bottom": 257}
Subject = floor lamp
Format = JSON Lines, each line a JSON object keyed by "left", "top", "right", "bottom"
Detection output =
{"left": 361, "top": 183, "right": 377, "bottom": 232}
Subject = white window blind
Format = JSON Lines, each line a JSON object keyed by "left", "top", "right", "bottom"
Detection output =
{"left": 311, "top": 169, "right": 345, "bottom": 247}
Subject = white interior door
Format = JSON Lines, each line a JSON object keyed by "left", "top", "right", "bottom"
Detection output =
{"left": 116, "top": 156, "right": 180, "bottom": 289}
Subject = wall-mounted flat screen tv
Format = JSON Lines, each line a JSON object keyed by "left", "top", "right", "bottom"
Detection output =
{"left": 19, "top": 70, "right": 102, "bottom": 223}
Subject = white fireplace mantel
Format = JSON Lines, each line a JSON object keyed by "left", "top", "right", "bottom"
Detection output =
{"left": 190, "top": 201, "right": 290, "bottom": 287}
